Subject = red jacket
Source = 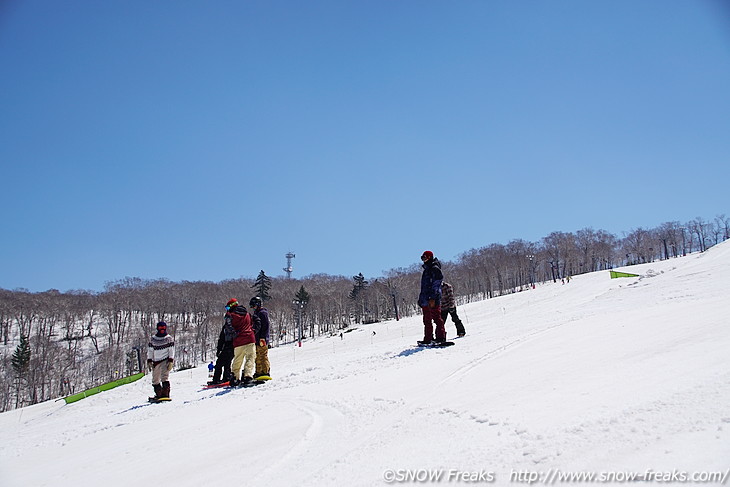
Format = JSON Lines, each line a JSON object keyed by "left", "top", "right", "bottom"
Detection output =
{"left": 226, "top": 306, "right": 256, "bottom": 347}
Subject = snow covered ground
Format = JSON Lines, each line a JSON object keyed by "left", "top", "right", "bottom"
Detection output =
{"left": 2, "top": 242, "right": 729, "bottom": 486}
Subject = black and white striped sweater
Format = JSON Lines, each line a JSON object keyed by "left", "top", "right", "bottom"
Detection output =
{"left": 147, "top": 333, "right": 175, "bottom": 364}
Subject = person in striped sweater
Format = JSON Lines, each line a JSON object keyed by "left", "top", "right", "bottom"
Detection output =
{"left": 147, "top": 321, "right": 175, "bottom": 400}
{"left": 441, "top": 282, "right": 466, "bottom": 338}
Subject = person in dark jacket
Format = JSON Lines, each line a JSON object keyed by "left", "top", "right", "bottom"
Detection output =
{"left": 418, "top": 251, "right": 447, "bottom": 344}
{"left": 225, "top": 298, "right": 256, "bottom": 385}
{"left": 250, "top": 296, "right": 271, "bottom": 379}
{"left": 211, "top": 309, "right": 237, "bottom": 385}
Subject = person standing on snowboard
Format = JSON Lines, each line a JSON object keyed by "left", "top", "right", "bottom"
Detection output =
{"left": 147, "top": 321, "right": 175, "bottom": 400}
{"left": 211, "top": 308, "right": 237, "bottom": 385}
{"left": 441, "top": 281, "right": 466, "bottom": 337}
{"left": 250, "top": 296, "right": 271, "bottom": 379}
{"left": 418, "top": 251, "right": 447, "bottom": 344}
{"left": 225, "top": 299, "right": 256, "bottom": 386}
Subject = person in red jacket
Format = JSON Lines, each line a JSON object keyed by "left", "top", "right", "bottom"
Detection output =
{"left": 225, "top": 299, "right": 256, "bottom": 386}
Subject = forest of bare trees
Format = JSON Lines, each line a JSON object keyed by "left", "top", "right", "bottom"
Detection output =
{"left": 1, "top": 215, "right": 727, "bottom": 411}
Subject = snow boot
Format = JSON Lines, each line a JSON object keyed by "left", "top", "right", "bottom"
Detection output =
{"left": 455, "top": 321, "right": 466, "bottom": 337}
{"left": 150, "top": 383, "right": 163, "bottom": 401}
{"left": 161, "top": 381, "right": 171, "bottom": 399}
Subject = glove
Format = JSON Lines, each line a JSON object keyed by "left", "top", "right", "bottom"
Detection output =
{"left": 167, "top": 359, "right": 174, "bottom": 371}
{"left": 259, "top": 338, "right": 266, "bottom": 347}
{"left": 428, "top": 299, "right": 436, "bottom": 309}
{"left": 147, "top": 360, "right": 153, "bottom": 371}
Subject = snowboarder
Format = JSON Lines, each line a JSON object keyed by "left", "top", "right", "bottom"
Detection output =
{"left": 226, "top": 299, "right": 256, "bottom": 386}
{"left": 211, "top": 308, "right": 237, "bottom": 385}
{"left": 418, "top": 251, "right": 447, "bottom": 344}
{"left": 250, "top": 296, "right": 271, "bottom": 379}
{"left": 441, "top": 281, "right": 466, "bottom": 337}
{"left": 147, "top": 321, "right": 175, "bottom": 400}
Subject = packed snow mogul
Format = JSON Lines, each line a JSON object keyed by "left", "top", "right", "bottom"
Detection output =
{"left": 147, "top": 321, "right": 175, "bottom": 400}
{"left": 250, "top": 296, "right": 271, "bottom": 379}
{"left": 441, "top": 281, "right": 466, "bottom": 337}
{"left": 225, "top": 299, "right": 256, "bottom": 386}
{"left": 418, "top": 251, "right": 447, "bottom": 344}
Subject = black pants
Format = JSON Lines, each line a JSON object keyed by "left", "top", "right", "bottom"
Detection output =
{"left": 213, "top": 347, "right": 234, "bottom": 383}
{"left": 441, "top": 307, "right": 466, "bottom": 336}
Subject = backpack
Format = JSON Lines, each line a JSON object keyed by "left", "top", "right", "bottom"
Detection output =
{"left": 223, "top": 317, "right": 238, "bottom": 342}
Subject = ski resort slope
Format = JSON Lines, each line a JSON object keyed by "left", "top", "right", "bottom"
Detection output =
{"left": 2, "top": 242, "right": 729, "bottom": 487}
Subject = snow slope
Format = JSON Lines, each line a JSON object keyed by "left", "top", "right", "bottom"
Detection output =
{"left": 2, "top": 242, "right": 729, "bottom": 486}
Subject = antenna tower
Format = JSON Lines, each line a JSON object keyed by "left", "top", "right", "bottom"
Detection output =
{"left": 283, "top": 252, "right": 296, "bottom": 278}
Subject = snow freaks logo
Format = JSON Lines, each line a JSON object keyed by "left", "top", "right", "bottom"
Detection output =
{"left": 382, "top": 469, "right": 496, "bottom": 483}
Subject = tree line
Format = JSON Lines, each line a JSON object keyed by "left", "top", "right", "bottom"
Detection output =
{"left": 1, "top": 214, "right": 727, "bottom": 411}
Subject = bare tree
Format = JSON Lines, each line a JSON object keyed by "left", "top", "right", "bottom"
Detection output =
{"left": 710, "top": 214, "right": 728, "bottom": 244}
{"left": 689, "top": 217, "right": 711, "bottom": 252}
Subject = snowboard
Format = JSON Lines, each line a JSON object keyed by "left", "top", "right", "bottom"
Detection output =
{"left": 202, "top": 381, "right": 230, "bottom": 389}
{"left": 417, "top": 341, "right": 455, "bottom": 348}
{"left": 254, "top": 375, "right": 272, "bottom": 381}
{"left": 235, "top": 379, "right": 266, "bottom": 388}
{"left": 148, "top": 397, "right": 172, "bottom": 403}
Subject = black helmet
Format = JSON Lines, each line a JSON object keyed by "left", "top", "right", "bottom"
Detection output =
{"left": 249, "top": 296, "right": 263, "bottom": 308}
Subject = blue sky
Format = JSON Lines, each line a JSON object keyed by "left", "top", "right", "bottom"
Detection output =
{"left": 1, "top": 0, "right": 729, "bottom": 293}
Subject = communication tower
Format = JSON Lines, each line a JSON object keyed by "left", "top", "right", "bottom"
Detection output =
{"left": 283, "top": 252, "right": 296, "bottom": 278}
